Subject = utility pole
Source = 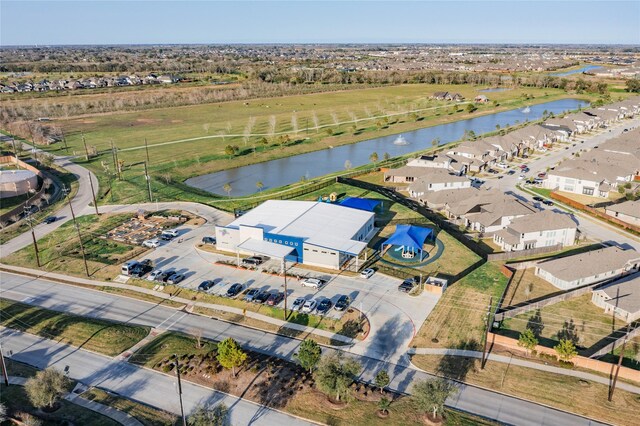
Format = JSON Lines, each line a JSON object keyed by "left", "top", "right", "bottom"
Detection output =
{"left": 110, "top": 141, "right": 120, "bottom": 180}
{"left": 61, "top": 128, "right": 69, "bottom": 152}
{"left": 24, "top": 207, "right": 41, "bottom": 267}
{"left": 88, "top": 173, "right": 99, "bottom": 216}
{"left": 0, "top": 343, "right": 9, "bottom": 386}
{"left": 174, "top": 354, "right": 187, "bottom": 426}
{"left": 282, "top": 258, "right": 288, "bottom": 320}
{"left": 481, "top": 296, "right": 493, "bottom": 370}
{"left": 144, "top": 138, "right": 150, "bottom": 165}
{"left": 63, "top": 185, "right": 90, "bottom": 277}
{"left": 144, "top": 161, "right": 153, "bottom": 202}
{"left": 82, "top": 134, "right": 90, "bottom": 162}
{"left": 113, "top": 142, "right": 121, "bottom": 180}
{"left": 608, "top": 323, "right": 631, "bottom": 402}
{"left": 11, "top": 138, "right": 19, "bottom": 163}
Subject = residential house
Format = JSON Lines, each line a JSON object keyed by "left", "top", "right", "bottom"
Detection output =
{"left": 446, "top": 140, "right": 504, "bottom": 172}
{"left": 493, "top": 210, "right": 577, "bottom": 251}
{"left": 464, "top": 198, "right": 537, "bottom": 234}
{"left": 591, "top": 273, "right": 640, "bottom": 322}
{"left": 407, "top": 169, "right": 471, "bottom": 197}
{"left": 445, "top": 92, "right": 465, "bottom": 102}
{"left": 431, "top": 91, "right": 448, "bottom": 100}
{"left": 535, "top": 246, "right": 640, "bottom": 290}
{"left": 474, "top": 95, "right": 489, "bottom": 103}
{"left": 406, "top": 154, "right": 465, "bottom": 174}
{"left": 605, "top": 200, "right": 640, "bottom": 225}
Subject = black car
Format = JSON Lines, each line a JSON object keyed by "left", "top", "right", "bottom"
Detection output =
{"left": 156, "top": 271, "right": 172, "bottom": 282}
{"left": 43, "top": 216, "right": 57, "bottom": 224}
{"left": 335, "top": 295, "right": 351, "bottom": 312}
{"left": 398, "top": 278, "right": 418, "bottom": 293}
{"left": 198, "top": 280, "right": 215, "bottom": 291}
{"left": 254, "top": 290, "right": 271, "bottom": 304}
{"left": 543, "top": 200, "right": 554, "bottom": 206}
{"left": 533, "top": 196, "right": 544, "bottom": 202}
{"left": 160, "top": 234, "right": 174, "bottom": 241}
{"left": 316, "top": 299, "right": 333, "bottom": 314}
{"left": 242, "top": 256, "right": 265, "bottom": 267}
{"left": 226, "top": 283, "right": 244, "bottom": 298}
{"left": 507, "top": 170, "right": 515, "bottom": 175}
{"left": 129, "top": 264, "right": 153, "bottom": 278}
{"left": 202, "top": 236, "right": 216, "bottom": 245}
{"left": 167, "top": 273, "right": 185, "bottom": 285}
{"left": 266, "top": 292, "right": 284, "bottom": 306}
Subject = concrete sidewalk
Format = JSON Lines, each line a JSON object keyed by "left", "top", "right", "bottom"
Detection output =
{"left": 408, "top": 347, "right": 640, "bottom": 394}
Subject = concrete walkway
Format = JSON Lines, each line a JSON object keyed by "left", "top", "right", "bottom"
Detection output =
{"left": 0, "top": 264, "right": 355, "bottom": 345}
{"left": 7, "top": 376, "right": 143, "bottom": 426}
{"left": 408, "top": 347, "right": 640, "bottom": 394}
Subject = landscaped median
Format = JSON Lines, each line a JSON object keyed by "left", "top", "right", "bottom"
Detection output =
{"left": 0, "top": 298, "right": 150, "bottom": 356}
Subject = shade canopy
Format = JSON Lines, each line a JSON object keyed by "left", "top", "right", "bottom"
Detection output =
{"left": 384, "top": 225, "right": 433, "bottom": 252}
{"left": 339, "top": 197, "right": 382, "bottom": 212}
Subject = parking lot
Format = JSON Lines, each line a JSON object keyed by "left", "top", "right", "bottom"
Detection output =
{"left": 122, "top": 221, "right": 439, "bottom": 362}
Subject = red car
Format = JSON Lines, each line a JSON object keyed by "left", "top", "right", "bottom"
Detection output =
{"left": 266, "top": 292, "right": 284, "bottom": 306}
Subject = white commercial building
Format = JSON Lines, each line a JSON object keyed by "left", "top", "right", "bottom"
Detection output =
{"left": 215, "top": 200, "right": 376, "bottom": 270}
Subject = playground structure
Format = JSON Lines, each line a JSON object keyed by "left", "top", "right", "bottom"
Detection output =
{"left": 381, "top": 224, "right": 434, "bottom": 262}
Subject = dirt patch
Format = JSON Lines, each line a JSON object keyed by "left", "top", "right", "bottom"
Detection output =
{"left": 170, "top": 119, "right": 184, "bottom": 123}
{"left": 80, "top": 119, "right": 96, "bottom": 124}
{"left": 135, "top": 118, "right": 161, "bottom": 123}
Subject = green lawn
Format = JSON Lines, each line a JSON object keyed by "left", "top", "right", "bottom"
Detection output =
{"left": 0, "top": 298, "right": 150, "bottom": 356}
{"left": 82, "top": 388, "right": 178, "bottom": 426}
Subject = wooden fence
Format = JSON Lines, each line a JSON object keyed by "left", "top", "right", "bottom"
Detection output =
{"left": 486, "top": 243, "right": 564, "bottom": 262}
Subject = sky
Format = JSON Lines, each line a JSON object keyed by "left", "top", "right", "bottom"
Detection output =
{"left": 1, "top": 0, "right": 639, "bottom": 46}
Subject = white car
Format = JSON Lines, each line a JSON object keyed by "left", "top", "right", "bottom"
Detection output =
{"left": 147, "top": 269, "right": 163, "bottom": 281}
{"left": 496, "top": 162, "right": 509, "bottom": 169}
{"left": 162, "top": 229, "right": 180, "bottom": 238}
{"left": 143, "top": 238, "right": 160, "bottom": 248}
{"left": 301, "top": 278, "right": 324, "bottom": 289}
{"left": 360, "top": 268, "right": 375, "bottom": 279}
{"left": 301, "top": 299, "right": 317, "bottom": 313}
{"left": 291, "top": 297, "right": 306, "bottom": 312}
{"left": 518, "top": 174, "right": 526, "bottom": 180}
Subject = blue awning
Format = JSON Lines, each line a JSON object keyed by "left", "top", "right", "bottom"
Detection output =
{"left": 339, "top": 197, "right": 382, "bottom": 212}
{"left": 384, "top": 224, "right": 433, "bottom": 252}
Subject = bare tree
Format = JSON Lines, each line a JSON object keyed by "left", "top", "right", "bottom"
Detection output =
{"left": 291, "top": 113, "right": 298, "bottom": 136}
{"left": 311, "top": 111, "right": 319, "bottom": 132}
{"left": 203, "top": 123, "right": 210, "bottom": 134}
{"left": 243, "top": 116, "right": 256, "bottom": 146}
{"left": 191, "top": 327, "right": 204, "bottom": 349}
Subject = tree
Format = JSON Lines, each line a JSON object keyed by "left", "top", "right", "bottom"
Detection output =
{"left": 554, "top": 339, "right": 578, "bottom": 362}
{"left": 39, "top": 153, "right": 54, "bottom": 169}
{"left": 412, "top": 378, "right": 456, "bottom": 420}
{"left": 517, "top": 328, "right": 538, "bottom": 355}
{"left": 216, "top": 337, "right": 247, "bottom": 377}
{"left": 369, "top": 151, "right": 379, "bottom": 164}
{"left": 431, "top": 138, "right": 440, "bottom": 148}
{"left": 383, "top": 152, "right": 391, "bottom": 161}
{"left": 313, "top": 353, "right": 361, "bottom": 402}
{"left": 625, "top": 78, "right": 640, "bottom": 93}
{"left": 190, "top": 327, "right": 203, "bottom": 349}
{"left": 25, "top": 367, "right": 70, "bottom": 409}
{"left": 294, "top": 338, "right": 322, "bottom": 373}
{"left": 374, "top": 369, "right": 390, "bottom": 394}
{"left": 378, "top": 397, "right": 391, "bottom": 415}
{"left": 466, "top": 103, "right": 478, "bottom": 113}
{"left": 224, "top": 145, "right": 236, "bottom": 158}
{"left": 256, "top": 181, "right": 264, "bottom": 192}
{"left": 223, "top": 183, "right": 232, "bottom": 199}
{"left": 187, "top": 403, "right": 228, "bottom": 426}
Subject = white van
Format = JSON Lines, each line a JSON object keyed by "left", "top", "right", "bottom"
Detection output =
{"left": 121, "top": 260, "right": 140, "bottom": 276}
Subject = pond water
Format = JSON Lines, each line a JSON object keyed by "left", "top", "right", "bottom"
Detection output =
{"left": 186, "top": 98, "right": 588, "bottom": 196}
{"left": 550, "top": 65, "right": 603, "bottom": 76}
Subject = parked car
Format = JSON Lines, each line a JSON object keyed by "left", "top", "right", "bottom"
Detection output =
{"left": 43, "top": 216, "right": 57, "bottom": 224}
{"left": 226, "top": 283, "right": 244, "bottom": 298}
{"left": 301, "top": 278, "right": 324, "bottom": 289}
{"left": 121, "top": 260, "right": 140, "bottom": 276}
{"left": 198, "top": 280, "right": 215, "bottom": 291}
{"left": 487, "top": 168, "right": 499, "bottom": 174}
{"left": 518, "top": 174, "right": 526, "bottom": 180}
{"left": 242, "top": 256, "right": 266, "bottom": 267}
{"left": 507, "top": 170, "right": 515, "bottom": 175}
{"left": 147, "top": 269, "right": 163, "bottom": 281}
{"left": 398, "top": 278, "right": 418, "bottom": 293}
{"left": 496, "top": 162, "right": 508, "bottom": 169}
{"left": 335, "top": 295, "right": 351, "bottom": 312}
{"left": 162, "top": 229, "right": 180, "bottom": 238}
{"left": 316, "top": 299, "right": 333, "bottom": 314}
{"left": 156, "top": 271, "right": 173, "bottom": 282}
{"left": 522, "top": 167, "right": 530, "bottom": 173}
{"left": 266, "top": 292, "right": 284, "bottom": 306}
{"left": 537, "top": 172, "right": 547, "bottom": 178}
{"left": 243, "top": 288, "right": 260, "bottom": 302}
{"left": 301, "top": 299, "right": 317, "bottom": 313}
{"left": 129, "top": 264, "right": 153, "bottom": 278}
{"left": 533, "top": 196, "right": 544, "bottom": 202}
{"left": 167, "top": 273, "right": 185, "bottom": 285}
{"left": 519, "top": 164, "right": 527, "bottom": 170}
{"left": 202, "top": 236, "right": 216, "bottom": 245}
{"left": 360, "top": 268, "right": 375, "bottom": 279}
{"left": 543, "top": 200, "right": 554, "bottom": 206}
{"left": 254, "top": 290, "right": 271, "bottom": 304}
{"left": 291, "top": 297, "right": 306, "bottom": 312}
{"left": 142, "top": 238, "right": 160, "bottom": 248}
{"left": 160, "top": 233, "right": 174, "bottom": 241}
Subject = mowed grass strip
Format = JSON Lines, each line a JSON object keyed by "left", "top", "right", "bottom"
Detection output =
{"left": 82, "top": 387, "right": 178, "bottom": 426}
{"left": 0, "top": 298, "right": 150, "bottom": 356}
{"left": 412, "top": 354, "right": 640, "bottom": 426}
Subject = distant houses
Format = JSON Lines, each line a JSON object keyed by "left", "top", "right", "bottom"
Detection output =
{"left": 0, "top": 73, "right": 182, "bottom": 93}
{"left": 431, "top": 91, "right": 465, "bottom": 102}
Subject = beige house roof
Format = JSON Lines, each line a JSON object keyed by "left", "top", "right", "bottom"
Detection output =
{"left": 595, "top": 273, "right": 640, "bottom": 315}
{"left": 606, "top": 200, "right": 640, "bottom": 219}
{"left": 384, "top": 166, "right": 434, "bottom": 178}
{"left": 537, "top": 247, "right": 640, "bottom": 282}
{"left": 407, "top": 170, "right": 469, "bottom": 192}
{"left": 507, "top": 210, "right": 577, "bottom": 234}
{"left": 466, "top": 199, "right": 536, "bottom": 227}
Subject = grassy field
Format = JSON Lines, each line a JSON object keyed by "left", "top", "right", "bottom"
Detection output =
{"left": 500, "top": 294, "right": 624, "bottom": 350}
{"left": 411, "top": 262, "right": 509, "bottom": 349}
{"left": 26, "top": 83, "right": 579, "bottom": 205}
{"left": 0, "top": 298, "right": 150, "bottom": 356}
{"left": 501, "top": 268, "right": 561, "bottom": 307}
{"left": 82, "top": 388, "right": 178, "bottom": 426}
{"left": 1, "top": 213, "right": 146, "bottom": 279}
{"left": 412, "top": 354, "right": 639, "bottom": 426}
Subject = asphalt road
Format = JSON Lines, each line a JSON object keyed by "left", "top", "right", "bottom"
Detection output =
{"left": 0, "top": 272, "right": 609, "bottom": 426}
{"left": 0, "top": 327, "right": 315, "bottom": 426}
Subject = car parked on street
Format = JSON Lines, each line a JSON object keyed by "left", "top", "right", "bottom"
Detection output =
{"left": 162, "top": 229, "right": 180, "bottom": 238}
{"left": 43, "top": 216, "right": 57, "bottom": 224}
{"left": 533, "top": 196, "right": 544, "bottom": 202}
{"left": 201, "top": 236, "right": 216, "bottom": 245}
{"left": 130, "top": 263, "right": 153, "bottom": 278}
{"left": 301, "top": 278, "right": 325, "bottom": 289}
{"left": 316, "top": 299, "right": 333, "bottom": 314}
{"left": 291, "top": 297, "right": 306, "bottom": 312}
{"left": 335, "top": 295, "right": 351, "bottom": 312}
{"left": 302, "top": 299, "right": 317, "bottom": 313}
{"left": 360, "top": 268, "right": 375, "bottom": 279}
{"left": 543, "top": 200, "right": 554, "bottom": 206}
{"left": 226, "top": 283, "right": 244, "bottom": 298}
{"left": 266, "top": 292, "right": 284, "bottom": 306}
{"left": 198, "top": 280, "right": 216, "bottom": 291}
{"left": 243, "top": 288, "right": 260, "bottom": 302}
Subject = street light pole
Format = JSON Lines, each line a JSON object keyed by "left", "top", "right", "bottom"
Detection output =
{"left": 174, "top": 354, "right": 187, "bottom": 426}
{"left": 282, "top": 258, "right": 288, "bottom": 320}
{"left": 63, "top": 185, "right": 90, "bottom": 277}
